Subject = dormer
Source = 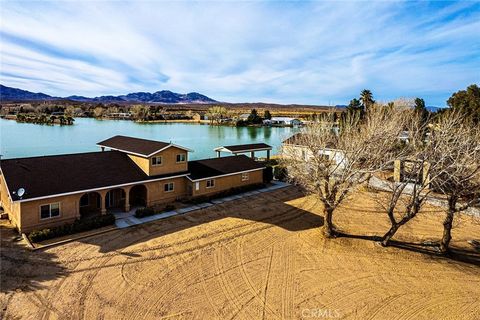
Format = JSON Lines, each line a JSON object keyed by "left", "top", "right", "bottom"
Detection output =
{"left": 97, "top": 135, "right": 192, "bottom": 176}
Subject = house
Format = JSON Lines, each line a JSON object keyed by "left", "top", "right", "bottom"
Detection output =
{"left": 281, "top": 133, "right": 345, "bottom": 167}
{"left": 0, "top": 135, "right": 266, "bottom": 233}
{"left": 263, "top": 117, "right": 302, "bottom": 127}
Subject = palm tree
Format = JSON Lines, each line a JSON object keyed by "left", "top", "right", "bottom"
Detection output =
{"left": 360, "top": 89, "right": 374, "bottom": 110}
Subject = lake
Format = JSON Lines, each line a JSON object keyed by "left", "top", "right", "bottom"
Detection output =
{"left": 0, "top": 118, "right": 299, "bottom": 160}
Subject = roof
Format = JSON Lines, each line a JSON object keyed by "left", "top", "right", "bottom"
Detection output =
{"left": 97, "top": 135, "right": 192, "bottom": 157}
{"left": 282, "top": 133, "right": 337, "bottom": 149}
{"left": 214, "top": 143, "right": 272, "bottom": 153}
{"left": 270, "top": 117, "right": 300, "bottom": 121}
{"left": 188, "top": 155, "right": 265, "bottom": 180}
{"left": 1, "top": 151, "right": 188, "bottom": 201}
{"left": 282, "top": 133, "right": 306, "bottom": 145}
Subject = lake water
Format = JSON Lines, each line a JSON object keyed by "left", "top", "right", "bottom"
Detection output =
{"left": 0, "top": 118, "right": 299, "bottom": 160}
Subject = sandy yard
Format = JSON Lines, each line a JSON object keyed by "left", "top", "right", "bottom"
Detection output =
{"left": 1, "top": 186, "right": 479, "bottom": 320}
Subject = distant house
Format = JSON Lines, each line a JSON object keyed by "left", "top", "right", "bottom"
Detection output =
{"left": 238, "top": 113, "right": 250, "bottom": 121}
{"left": 263, "top": 117, "right": 302, "bottom": 127}
{"left": 281, "top": 133, "right": 345, "bottom": 167}
{"left": 0, "top": 136, "right": 267, "bottom": 233}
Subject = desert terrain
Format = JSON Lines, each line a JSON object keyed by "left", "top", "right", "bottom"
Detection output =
{"left": 1, "top": 186, "right": 479, "bottom": 319}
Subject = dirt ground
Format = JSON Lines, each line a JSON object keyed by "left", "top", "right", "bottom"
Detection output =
{"left": 1, "top": 186, "right": 479, "bottom": 320}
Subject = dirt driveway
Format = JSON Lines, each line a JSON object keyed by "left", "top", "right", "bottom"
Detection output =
{"left": 1, "top": 186, "right": 479, "bottom": 319}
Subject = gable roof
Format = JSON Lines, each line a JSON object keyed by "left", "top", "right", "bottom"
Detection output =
{"left": 214, "top": 143, "right": 272, "bottom": 154}
{"left": 188, "top": 155, "right": 265, "bottom": 180}
{"left": 0, "top": 151, "right": 188, "bottom": 202}
{"left": 97, "top": 135, "right": 192, "bottom": 157}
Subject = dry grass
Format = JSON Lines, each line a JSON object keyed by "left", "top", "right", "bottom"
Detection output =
{"left": 1, "top": 187, "right": 479, "bottom": 319}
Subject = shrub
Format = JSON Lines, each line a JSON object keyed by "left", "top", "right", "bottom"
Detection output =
{"left": 164, "top": 204, "right": 176, "bottom": 211}
{"left": 263, "top": 166, "right": 273, "bottom": 183}
{"left": 273, "top": 166, "right": 288, "bottom": 181}
{"left": 135, "top": 207, "right": 155, "bottom": 218}
{"left": 28, "top": 214, "right": 115, "bottom": 242}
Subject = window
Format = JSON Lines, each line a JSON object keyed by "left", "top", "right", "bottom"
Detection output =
{"left": 40, "top": 203, "right": 60, "bottom": 219}
{"left": 206, "top": 179, "right": 215, "bottom": 188}
{"left": 241, "top": 172, "right": 249, "bottom": 181}
{"left": 176, "top": 154, "right": 186, "bottom": 163}
{"left": 151, "top": 156, "right": 163, "bottom": 166}
{"left": 195, "top": 182, "right": 200, "bottom": 191}
{"left": 302, "top": 150, "right": 307, "bottom": 160}
{"left": 164, "top": 182, "right": 174, "bottom": 192}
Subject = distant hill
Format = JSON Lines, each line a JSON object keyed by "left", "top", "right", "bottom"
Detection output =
{"left": 0, "top": 84, "right": 217, "bottom": 103}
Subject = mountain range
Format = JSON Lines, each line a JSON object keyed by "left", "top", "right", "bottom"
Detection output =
{"left": 0, "top": 84, "right": 217, "bottom": 103}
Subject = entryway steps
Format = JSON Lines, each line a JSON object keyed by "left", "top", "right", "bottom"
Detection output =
{"left": 114, "top": 181, "right": 289, "bottom": 229}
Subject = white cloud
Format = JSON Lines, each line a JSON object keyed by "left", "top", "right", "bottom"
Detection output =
{"left": 0, "top": 1, "right": 479, "bottom": 105}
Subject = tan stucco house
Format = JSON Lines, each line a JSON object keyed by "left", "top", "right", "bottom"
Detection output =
{"left": 0, "top": 135, "right": 265, "bottom": 233}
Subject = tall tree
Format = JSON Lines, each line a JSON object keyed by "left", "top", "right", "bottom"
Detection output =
{"left": 282, "top": 106, "right": 406, "bottom": 237}
{"left": 414, "top": 97, "right": 429, "bottom": 125}
{"left": 360, "top": 89, "right": 375, "bottom": 111}
{"left": 429, "top": 112, "right": 480, "bottom": 253}
{"left": 447, "top": 84, "right": 480, "bottom": 124}
{"left": 263, "top": 110, "right": 272, "bottom": 120}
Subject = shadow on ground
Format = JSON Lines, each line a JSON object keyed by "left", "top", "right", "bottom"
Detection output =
{"left": 78, "top": 186, "right": 324, "bottom": 253}
{"left": 336, "top": 232, "right": 480, "bottom": 267}
{"left": 0, "top": 223, "right": 68, "bottom": 294}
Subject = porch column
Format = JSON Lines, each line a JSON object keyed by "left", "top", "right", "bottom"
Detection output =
{"left": 100, "top": 191, "right": 107, "bottom": 215}
{"left": 124, "top": 186, "right": 131, "bottom": 212}
{"left": 267, "top": 150, "right": 270, "bottom": 160}
{"left": 250, "top": 151, "right": 255, "bottom": 159}
{"left": 217, "top": 151, "right": 221, "bottom": 158}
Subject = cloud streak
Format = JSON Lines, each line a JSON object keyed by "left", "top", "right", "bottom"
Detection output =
{"left": 1, "top": 1, "right": 479, "bottom": 106}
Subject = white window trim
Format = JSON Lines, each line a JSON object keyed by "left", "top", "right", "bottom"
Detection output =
{"left": 151, "top": 156, "right": 163, "bottom": 166}
{"left": 241, "top": 172, "right": 249, "bottom": 181}
{"left": 39, "top": 202, "right": 61, "bottom": 220}
{"left": 176, "top": 153, "right": 186, "bottom": 163}
{"left": 164, "top": 182, "right": 175, "bottom": 193}
{"left": 206, "top": 179, "right": 215, "bottom": 189}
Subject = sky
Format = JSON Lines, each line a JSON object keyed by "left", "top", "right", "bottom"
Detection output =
{"left": 0, "top": 1, "right": 479, "bottom": 106}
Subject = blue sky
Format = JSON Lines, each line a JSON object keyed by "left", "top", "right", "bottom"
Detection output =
{"left": 1, "top": 1, "right": 479, "bottom": 106}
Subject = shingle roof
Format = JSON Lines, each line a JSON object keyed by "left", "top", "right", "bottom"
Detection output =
{"left": 1, "top": 151, "right": 188, "bottom": 201}
{"left": 218, "top": 143, "right": 272, "bottom": 153}
{"left": 97, "top": 135, "right": 173, "bottom": 157}
{"left": 282, "top": 133, "right": 306, "bottom": 145}
{"left": 188, "top": 155, "right": 265, "bottom": 180}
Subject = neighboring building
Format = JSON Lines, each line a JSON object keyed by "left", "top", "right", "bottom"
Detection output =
{"left": 281, "top": 133, "right": 346, "bottom": 167}
{"left": 238, "top": 113, "right": 250, "bottom": 121}
{"left": 263, "top": 117, "right": 302, "bottom": 127}
{"left": 0, "top": 135, "right": 265, "bottom": 233}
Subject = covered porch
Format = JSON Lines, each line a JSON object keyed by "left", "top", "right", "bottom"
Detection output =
{"left": 214, "top": 143, "right": 272, "bottom": 161}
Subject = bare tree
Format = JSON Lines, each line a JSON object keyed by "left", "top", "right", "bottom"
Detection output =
{"left": 373, "top": 112, "right": 435, "bottom": 246}
{"left": 281, "top": 106, "right": 407, "bottom": 237}
{"left": 428, "top": 112, "right": 480, "bottom": 253}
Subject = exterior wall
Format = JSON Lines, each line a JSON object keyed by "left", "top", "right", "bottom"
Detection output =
{"left": 0, "top": 171, "right": 21, "bottom": 231}
{"left": 5, "top": 168, "right": 262, "bottom": 233}
{"left": 190, "top": 169, "right": 263, "bottom": 197}
{"left": 144, "top": 176, "right": 188, "bottom": 206}
{"left": 19, "top": 193, "right": 82, "bottom": 233}
{"left": 128, "top": 146, "right": 188, "bottom": 176}
{"left": 282, "top": 144, "right": 345, "bottom": 168}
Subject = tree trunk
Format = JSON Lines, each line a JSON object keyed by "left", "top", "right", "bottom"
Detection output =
{"left": 381, "top": 224, "right": 399, "bottom": 247}
{"left": 440, "top": 205, "right": 455, "bottom": 254}
{"left": 323, "top": 207, "right": 336, "bottom": 237}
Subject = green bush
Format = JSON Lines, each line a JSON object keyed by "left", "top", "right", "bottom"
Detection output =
{"left": 164, "top": 204, "right": 176, "bottom": 211}
{"left": 263, "top": 167, "right": 273, "bottom": 183}
{"left": 28, "top": 214, "right": 115, "bottom": 242}
{"left": 273, "top": 166, "right": 288, "bottom": 181}
{"left": 135, "top": 207, "right": 155, "bottom": 218}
